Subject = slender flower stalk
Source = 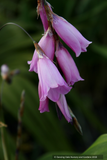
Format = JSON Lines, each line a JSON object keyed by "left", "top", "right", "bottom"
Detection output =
{"left": 1, "top": 128, "right": 9, "bottom": 160}
{"left": 0, "top": 22, "right": 35, "bottom": 44}
{"left": 15, "top": 90, "right": 25, "bottom": 160}
{"left": 0, "top": 80, "right": 10, "bottom": 160}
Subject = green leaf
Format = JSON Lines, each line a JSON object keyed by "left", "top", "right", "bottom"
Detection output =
{"left": 37, "top": 134, "right": 107, "bottom": 160}
{"left": 83, "top": 134, "right": 107, "bottom": 160}
{"left": 37, "top": 152, "right": 78, "bottom": 160}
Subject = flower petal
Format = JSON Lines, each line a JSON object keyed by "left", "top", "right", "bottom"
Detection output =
{"left": 56, "top": 41, "right": 84, "bottom": 85}
{"left": 27, "top": 50, "right": 38, "bottom": 73}
{"left": 52, "top": 13, "right": 91, "bottom": 57}
{"left": 37, "top": 55, "right": 71, "bottom": 101}
{"left": 39, "top": 27, "right": 55, "bottom": 60}
{"left": 37, "top": 2, "right": 48, "bottom": 32}
{"left": 38, "top": 83, "right": 49, "bottom": 113}
{"left": 56, "top": 94, "right": 72, "bottom": 123}
{"left": 28, "top": 27, "right": 55, "bottom": 73}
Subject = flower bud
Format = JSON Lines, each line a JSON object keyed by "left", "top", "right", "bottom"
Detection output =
{"left": 1, "top": 64, "right": 9, "bottom": 80}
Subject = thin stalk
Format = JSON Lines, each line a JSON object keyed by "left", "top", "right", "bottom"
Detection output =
{"left": 0, "top": 80, "right": 4, "bottom": 110}
{"left": 0, "top": 80, "right": 10, "bottom": 160}
{"left": 15, "top": 90, "right": 25, "bottom": 160}
{"left": 0, "top": 22, "right": 36, "bottom": 44}
{"left": 1, "top": 127, "right": 9, "bottom": 160}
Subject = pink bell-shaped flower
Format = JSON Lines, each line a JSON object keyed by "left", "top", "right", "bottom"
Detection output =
{"left": 44, "top": 2, "right": 91, "bottom": 57}
{"left": 28, "top": 27, "right": 55, "bottom": 73}
{"left": 51, "top": 13, "right": 92, "bottom": 57}
{"left": 37, "top": 52, "right": 71, "bottom": 102}
{"left": 55, "top": 41, "right": 84, "bottom": 86}
{"left": 39, "top": 81, "right": 72, "bottom": 123}
{"left": 28, "top": 43, "right": 71, "bottom": 102}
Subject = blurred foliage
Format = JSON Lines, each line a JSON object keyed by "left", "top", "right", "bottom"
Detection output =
{"left": 0, "top": 0, "right": 107, "bottom": 159}
{"left": 36, "top": 134, "right": 107, "bottom": 160}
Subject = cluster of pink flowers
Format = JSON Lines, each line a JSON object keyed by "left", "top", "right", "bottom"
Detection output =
{"left": 28, "top": 0, "right": 91, "bottom": 124}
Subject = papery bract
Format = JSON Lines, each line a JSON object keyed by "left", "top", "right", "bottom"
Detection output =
{"left": 37, "top": 53, "right": 71, "bottom": 102}
{"left": 56, "top": 41, "right": 84, "bottom": 86}
{"left": 28, "top": 27, "right": 55, "bottom": 73}
{"left": 56, "top": 94, "right": 72, "bottom": 123}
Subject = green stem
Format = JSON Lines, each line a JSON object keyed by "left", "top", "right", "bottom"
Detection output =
{"left": 15, "top": 90, "right": 25, "bottom": 160}
{"left": 1, "top": 122, "right": 9, "bottom": 160}
{"left": 0, "top": 22, "right": 36, "bottom": 44}
{"left": 0, "top": 81, "right": 10, "bottom": 160}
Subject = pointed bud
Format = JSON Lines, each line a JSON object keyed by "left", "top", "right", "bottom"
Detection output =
{"left": 1, "top": 64, "right": 9, "bottom": 80}
{"left": 1, "top": 65, "right": 20, "bottom": 84}
{"left": 68, "top": 107, "right": 83, "bottom": 135}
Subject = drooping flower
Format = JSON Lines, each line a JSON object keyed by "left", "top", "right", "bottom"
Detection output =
{"left": 56, "top": 94, "right": 72, "bottom": 123}
{"left": 28, "top": 43, "right": 71, "bottom": 102}
{"left": 44, "top": 2, "right": 92, "bottom": 57}
{"left": 37, "top": 49, "right": 71, "bottom": 102}
{"left": 55, "top": 40, "right": 84, "bottom": 86}
{"left": 28, "top": 27, "right": 55, "bottom": 73}
{"left": 39, "top": 80, "right": 72, "bottom": 123}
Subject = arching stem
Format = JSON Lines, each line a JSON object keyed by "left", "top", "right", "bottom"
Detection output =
{"left": 0, "top": 22, "right": 36, "bottom": 44}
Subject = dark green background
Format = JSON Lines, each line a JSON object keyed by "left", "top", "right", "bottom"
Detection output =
{"left": 0, "top": 0, "right": 107, "bottom": 159}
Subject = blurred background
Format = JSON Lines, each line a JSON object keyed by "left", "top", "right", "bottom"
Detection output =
{"left": 0, "top": 0, "right": 107, "bottom": 159}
